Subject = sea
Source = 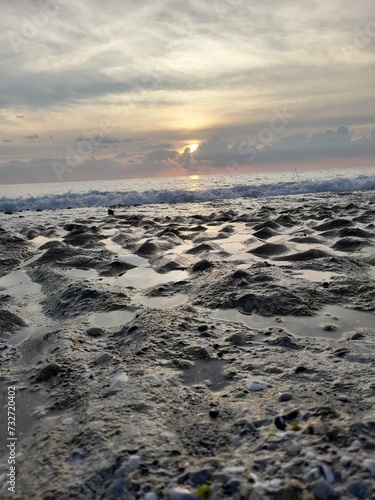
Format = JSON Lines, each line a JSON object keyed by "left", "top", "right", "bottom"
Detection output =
{"left": 0, "top": 166, "right": 375, "bottom": 212}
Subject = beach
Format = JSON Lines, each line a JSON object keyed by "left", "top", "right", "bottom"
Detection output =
{"left": 1, "top": 190, "right": 375, "bottom": 499}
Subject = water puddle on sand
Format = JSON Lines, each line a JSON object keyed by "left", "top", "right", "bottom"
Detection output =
{"left": 133, "top": 293, "right": 188, "bottom": 309}
{"left": 66, "top": 268, "right": 98, "bottom": 280}
{"left": 210, "top": 305, "right": 375, "bottom": 340}
{"left": 0, "top": 270, "right": 56, "bottom": 345}
{"left": 103, "top": 239, "right": 149, "bottom": 267}
{"left": 0, "top": 270, "right": 41, "bottom": 297}
{"left": 182, "top": 360, "right": 228, "bottom": 391}
{"left": 106, "top": 268, "right": 189, "bottom": 290}
{"left": 86, "top": 310, "right": 136, "bottom": 328}
{"left": 291, "top": 269, "right": 341, "bottom": 283}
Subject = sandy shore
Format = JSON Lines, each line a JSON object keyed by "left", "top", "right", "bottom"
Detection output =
{"left": 1, "top": 191, "right": 375, "bottom": 499}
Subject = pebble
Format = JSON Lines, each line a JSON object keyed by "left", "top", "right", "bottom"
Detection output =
{"left": 128, "top": 455, "right": 140, "bottom": 471}
{"left": 320, "top": 464, "right": 335, "bottom": 483}
{"left": 169, "top": 487, "right": 198, "bottom": 500}
{"left": 306, "top": 451, "right": 316, "bottom": 460}
{"left": 222, "top": 466, "right": 245, "bottom": 474}
{"left": 94, "top": 353, "right": 112, "bottom": 365}
{"left": 86, "top": 327, "right": 105, "bottom": 337}
{"left": 226, "top": 332, "right": 247, "bottom": 346}
{"left": 209, "top": 410, "right": 220, "bottom": 419}
{"left": 347, "top": 480, "right": 372, "bottom": 499}
{"left": 337, "top": 394, "right": 348, "bottom": 402}
{"left": 269, "top": 478, "right": 282, "bottom": 488}
{"left": 278, "top": 392, "right": 293, "bottom": 402}
{"left": 145, "top": 493, "right": 158, "bottom": 500}
{"left": 313, "top": 481, "right": 337, "bottom": 500}
{"left": 62, "top": 417, "right": 74, "bottom": 425}
{"left": 189, "top": 468, "right": 210, "bottom": 486}
{"left": 274, "top": 416, "right": 286, "bottom": 430}
{"left": 304, "top": 468, "right": 321, "bottom": 483}
{"left": 144, "top": 374, "right": 160, "bottom": 382}
{"left": 363, "top": 458, "right": 375, "bottom": 477}
{"left": 247, "top": 381, "right": 268, "bottom": 391}
{"left": 349, "top": 440, "right": 362, "bottom": 451}
{"left": 112, "top": 372, "right": 129, "bottom": 387}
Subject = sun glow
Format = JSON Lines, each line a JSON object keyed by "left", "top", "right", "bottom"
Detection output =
{"left": 188, "top": 143, "right": 199, "bottom": 152}
{"left": 190, "top": 175, "right": 200, "bottom": 180}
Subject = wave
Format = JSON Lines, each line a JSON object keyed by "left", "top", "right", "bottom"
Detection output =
{"left": 1, "top": 174, "right": 375, "bottom": 212}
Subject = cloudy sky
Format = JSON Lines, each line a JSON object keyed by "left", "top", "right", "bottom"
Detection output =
{"left": 0, "top": 0, "right": 374, "bottom": 184}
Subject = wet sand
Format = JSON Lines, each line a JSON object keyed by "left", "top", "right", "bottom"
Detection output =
{"left": 1, "top": 191, "right": 375, "bottom": 499}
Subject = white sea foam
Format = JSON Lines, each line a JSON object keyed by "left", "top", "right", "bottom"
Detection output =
{"left": 0, "top": 172, "right": 374, "bottom": 211}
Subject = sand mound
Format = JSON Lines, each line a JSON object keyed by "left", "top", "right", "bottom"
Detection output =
{"left": 248, "top": 243, "right": 289, "bottom": 256}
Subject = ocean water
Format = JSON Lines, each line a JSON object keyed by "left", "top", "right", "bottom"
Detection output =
{"left": 0, "top": 166, "right": 374, "bottom": 211}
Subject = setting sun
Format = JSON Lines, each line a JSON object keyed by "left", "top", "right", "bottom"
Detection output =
{"left": 190, "top": 174, "right": 200, "bottom": 180}
{"left": 188, "top": 143, "right": 199, "bottom": 152}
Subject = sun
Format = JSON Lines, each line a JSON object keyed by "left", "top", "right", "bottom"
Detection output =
{"left": 188, "top": 143, "right": 199, "bottom": 152}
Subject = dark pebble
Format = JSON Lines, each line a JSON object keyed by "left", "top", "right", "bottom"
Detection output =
{"left": 197, "top": 324, "right": 208, "bottom": 332}
{"left": 295, "top": 366, "right": 308, "bottom": 374}
{"left": 278, "top": 392, "right": 293, "bottom": 402}
{"left": 313, "top": 481, "right": 338, "bottom": 500}
{"left": 86, "top": 327, "right": 105, "bottom": 337}
{"left": 36, "top": 363, "right": 62, "bottom": 382}
{"left": 347, "top": 480, "right": 372, "bottom": 499}
{"left": 274, "top": 416, "right": 286, "bottom": 430}
{"left": 283, "top": 409, "right": 300, "bottom": 421}
{"left": 189, "top": 468, "right": 211, "bottom": 486}
{"left": 209, "top": 410, "right": 220, "bottom": 419}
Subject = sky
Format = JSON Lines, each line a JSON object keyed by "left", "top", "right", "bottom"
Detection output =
{"left": 0, "top": 0, "right": 374, "bottom": 184}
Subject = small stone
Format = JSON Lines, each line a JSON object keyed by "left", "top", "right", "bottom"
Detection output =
{"left": 225, "top": 479, "right": 240, "bottom": 493}
{"left": 112, "top": 373, "right": 129, "bottom": 387}
{"left": 363, "top": 458, "right": 375, "bottom": 477}
{"left": 313, "top": 480, "right": 337, "bottom": 499}
{"left": 304, "top": 468, "right": 321, "bottom": 483}
{"left": 226, "top": 332, "right": 247, "bottom": 346}
{"left": 86, "top": 327, "right": 105, "bottom": 337}
{"left": 197, "top": 324, "right": 208, "bottom": 332}
{"left": 36, "top": 363, "right": 62, "bottom": 382}
{"left": 337, "top": 394, "right": 348, "bottom": 402}
{"left": 274, "top": 416, "right": 286, "bottom": 430}
{"left": 283, "top": 409, "right": 300, "bottom": 421}
{"left": 145, "top": 493, "right": 158, "bottom": 500}
{"left": 209, "top": 410, "right": 219, "bottom": 419}
{"left": 349, "top": 440, "right": 362, "bottom": 451}
{"left": 222, "top": 466, "right": 245, "bottom": 474}
{"left": 320, "top": 464, "right": 335, "bottom": 483}
{"left": 94, "top": 353, "right": 112, "bottom": 365}
{"left": 169, "top": 487, "right": 198, "bottom": 500}
{"left": 189, "top": 468, "right": 210, "bottom": 486}
{"left": 144, "top": 374, "right": 160, "bottom": 382}
{"left": 295, "top": 366, "right": 308, "bottom": 374}
{"left": 278, "top": 392, "right": 293, "bottom": 402}
{"left": 270, "top": 478, "right": 282, "bottom": 488}
{"left": 347, "top": 480, "right": 372, "bottom": 499}
{"left": 247, "top": 381, "right": 268, "bottom": 391}
{"left": 306, "top": 451, "right": 316, "bottom": 460}
{"left": 62, "top": 417, "right": 74, "bottom": 425}
{"left": 128, "top": 455, "right": 140, "bottom": 471}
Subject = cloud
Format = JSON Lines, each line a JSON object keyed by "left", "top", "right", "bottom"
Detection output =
{"left": 75, "top": 135, "right": 132, "bottom": 144}
{"left": 1, "top": 126, "right": 374, "bottom": 184}
{"left": 3, "top": 139, "right": 12, "bottom": 142}
{"left": 25, "top": 134, "right": 39, "bottom": 140}
{"left": 146, "top": 149, "right": 179, "bottom": 161}
{"left": 16, "top": 115, "right": 24, "bottom": 119}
